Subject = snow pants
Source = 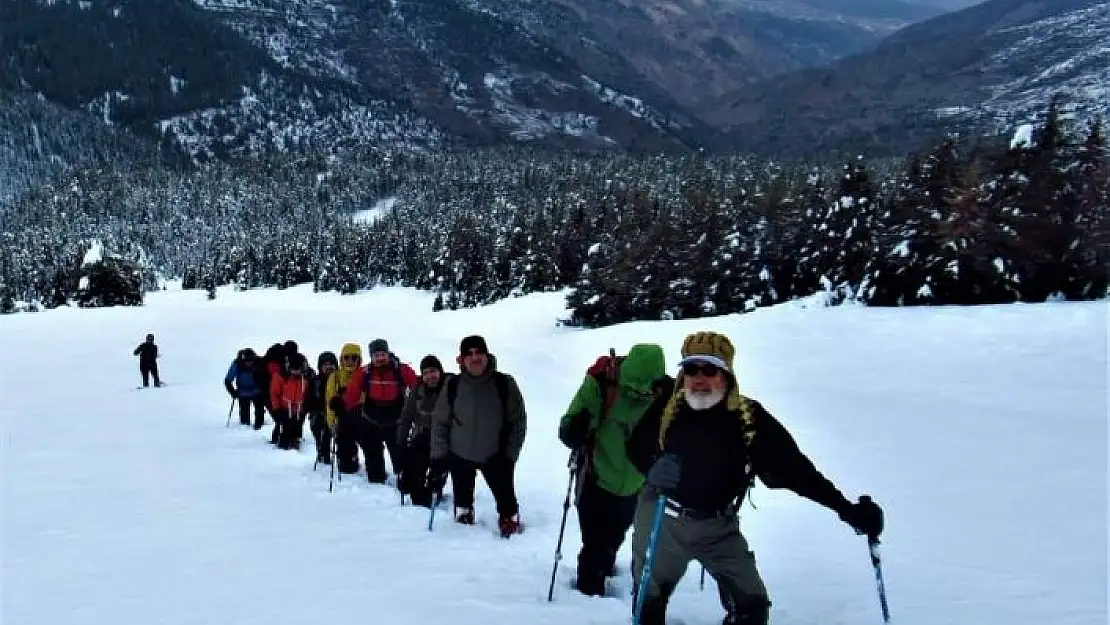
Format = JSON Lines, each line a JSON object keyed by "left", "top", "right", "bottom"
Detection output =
{"left": 237, "top": 395, "right": 266, "bottom": 428}
{"left": 575, "top": 477, "right": 637, "bottom": 596}
{"left": 398, "top": 431, "right": 434, "bottom": 507}
{"left": 449, "top": 453, "right": 519, "bottom": 518}
{"left": 140, "top": 363, "right": 160, "bottom": 387}
{"left": 631, "top": 487, "right": 770, "bottom": 625}
{"left": 335, "top": 409, "right": 362, "bottom": 474}
{"left": 356, "top": 419, "right": 401, "bottom": 484}
{"left": 309, "top": 411, "right": 332, "bottom": 463}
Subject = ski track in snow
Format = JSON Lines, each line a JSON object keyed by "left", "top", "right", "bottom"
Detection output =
{"left": 1, "top": 286, "right": 1106, "bottom": 625}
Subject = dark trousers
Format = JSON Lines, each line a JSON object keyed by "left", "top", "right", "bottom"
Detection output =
{"left": 335, "top": 410, "right": 362, "bottom": 474}
{"left": 575, "top": 477, "right": 638, "bottom": 595}
{"left": 237, "top": 396, "right": 266, "bottom": 427}
{"left": 356, "top": 419, "right": 400, "bottom": 484}
{"left": 309, "top": 412, "right": 332, "bottom": 462}
{"left": 449, "top": 454, "right": 519, "bottom": 518}
{"left": 398, "top": 432, "right": 434, "bottom": 507}
{"left": 271, "top": 410, "right": 304, "bottom": 449}
{"left": 140, "top": 363, "right": 160, "bottom": 387}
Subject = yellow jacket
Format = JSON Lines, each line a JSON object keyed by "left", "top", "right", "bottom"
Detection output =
{"left": 325, "top": 343, "right": 362, "bottom": 428}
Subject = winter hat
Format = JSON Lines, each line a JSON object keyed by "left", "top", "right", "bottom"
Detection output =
{"left": 287, "top": 352, "right": 307, "bottom": 371}
{"left": 284, "top": 340, "right": 299, "bottom": 356}
{"left": 318, "top": 351, "right": 338, "bottom": 370}
{"left": 419, "top": 355, "right": 443, "bottom": 372}
{"left": 658, "top": 331, "right": 752, "bottom": 448}
{"left": 368, "top": 338, "right": 390, "bottom": 355}
{"left": 678, "top": 331, "right": 735, "bottom": 374}
{"left": 459, "top": 335, "right": 488, "bottom": 355}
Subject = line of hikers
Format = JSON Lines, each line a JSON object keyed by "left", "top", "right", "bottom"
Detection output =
{"left": 223, "top": 335, "right": 527, "bottom": 538}
{"left": 223, "top": 330, "right": 886, "bottom": 625}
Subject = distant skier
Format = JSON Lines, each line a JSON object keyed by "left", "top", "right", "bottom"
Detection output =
{"left": 626, "top": 331, "right": 885, "bottom": 625}
{"left": 132, "top": 333, "right": 161, "bottom": 387}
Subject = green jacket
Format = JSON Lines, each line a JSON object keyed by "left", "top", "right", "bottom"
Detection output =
{"left": 559, "top": 344, "right": 666, "bottom": 496}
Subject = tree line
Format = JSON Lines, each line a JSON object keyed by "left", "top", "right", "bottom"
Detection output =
{"left": 1, "top": 100, "right": 1105, "bottom": 325}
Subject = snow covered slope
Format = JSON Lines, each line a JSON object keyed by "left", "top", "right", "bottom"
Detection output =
{"left": 1, "top": 286, "right": 1105, "bottom": 625}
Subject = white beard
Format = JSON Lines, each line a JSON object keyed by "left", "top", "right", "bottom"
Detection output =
{"left": 685, "top": 388, "right": 725, "bottom": 411}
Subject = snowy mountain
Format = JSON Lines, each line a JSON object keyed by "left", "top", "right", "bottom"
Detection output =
{"left": 2, "top": 0, "right": 952, "bottom": 165}
{"left": 705, "top": 0, "right": 1110, "bottom": 156}
{"left": 3, "top": 285, "right": 1105, "bottom": 625}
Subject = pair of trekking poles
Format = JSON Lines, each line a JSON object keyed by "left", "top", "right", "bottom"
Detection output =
{"left": 545, "top": 449, "right": 892, "bottom": 625}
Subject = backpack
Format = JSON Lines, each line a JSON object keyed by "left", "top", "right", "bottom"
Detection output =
{"left": 361, "top": 353, "right": 406, "bottom": 406}
{"left": 446, "top": 370, "right": 512, "bottom": 448}
{"left": 586, "top": 348, "right": 623, "bottom": 421}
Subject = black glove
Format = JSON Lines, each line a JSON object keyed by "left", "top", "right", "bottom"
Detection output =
{"left": 225, "top": 381, "right": 237, "bottom": 398}
{"left": 329, "top": 395, "right": 345, "bottom": 414}
{"left": 559, "top": 409, "right": 591, "bottom": 449}
{"left": 396, "top": 471, "right": 409, "bottom": 494}
{"left": 647, "top": 453, "right": 681, "bottom": 493}
{"left": 839, "top": 495, "right": 884, "bottom": 540}
{"left": 427, "top": 456, "right": 450, "bottom": 492}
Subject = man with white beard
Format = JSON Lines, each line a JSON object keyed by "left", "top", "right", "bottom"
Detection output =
{"left": 626, "top": 331, "right": 884, "bottom": 625}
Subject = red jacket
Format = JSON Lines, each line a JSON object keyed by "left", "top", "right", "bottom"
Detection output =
{"left": 342, "top": 360, "right": 418, "bottom": 411}
{"left": 271, "top": 372, "right": 309, "bottom": 415}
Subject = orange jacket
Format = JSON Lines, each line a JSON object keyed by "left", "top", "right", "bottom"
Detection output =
{"left": 271, "top": 372, "right": 309, "bottom": 415}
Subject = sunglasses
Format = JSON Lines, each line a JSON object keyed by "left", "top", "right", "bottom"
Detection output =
{"left": 341, "top": 355, "right": 359, "bottom": 362}
{"left": 682, "top": 362, "right": 721, "bottom": 377}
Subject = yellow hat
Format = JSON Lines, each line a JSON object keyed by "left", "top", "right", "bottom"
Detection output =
{"left": 679, "top": 331, "right": 735, "bottom": 374}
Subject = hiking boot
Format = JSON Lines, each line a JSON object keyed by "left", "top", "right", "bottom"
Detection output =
{"left": 574, "top": 570, "right": 607, "bottom": 597}
{"left": 316, "top": 452, "right": 331, "bottom": 465}
{"left": 455, "top": 507, "right": 475, "bottom": 525}
{"left": 723, "top": 597, "right": 770, "bottom": 625}
{"left": 498, "top": 513, "right": 523, "bottom": 537}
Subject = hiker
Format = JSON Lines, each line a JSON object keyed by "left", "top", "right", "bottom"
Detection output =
{"left": 559, "top": 344, "right": 672, "bottom": 597}
{"left": 270, "top": 352, "right": 312, "bottom": 450}
{"left": 262, "top": 343, "right": 287, "bottom": 442}
{"left": 396, "top": 355, "right": 449, "bottom": 507}
{"left": 308, "top": 351, "right": 338, "bottom": 464}
{"left": 339, "top": 339, "right": 418, "bottom": 483}
{"left": 429, "top": 335, "right": 527, "bottom": 538}
{"left": 626, "top": 331, "right": 885, "bottom": 625}
{"left": 326, "top": 343, "right": 363, "bottom": 475}
{"left": 132, "top": 333, "right": 160, "bottom": 387}
{"left": 225, "top": 348, "right": 266, "bottom": 428}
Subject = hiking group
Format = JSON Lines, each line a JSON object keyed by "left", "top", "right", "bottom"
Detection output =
{"left": 215, "top": 329, "right": 885, "bottom": 625}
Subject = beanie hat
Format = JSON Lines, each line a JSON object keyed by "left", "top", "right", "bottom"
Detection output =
{"left": 459, "top": 335, "right": 488, "bottom": 355}
{"left": 284, "top": 340, "right": 298, "bottom": 354}
{"left": 368, "top": 339, "right": 389, "bottom": 354}
{"left": 287, "top": 352, "right": 307, "bottom": 371}
{"left": 318, "top": 351, "right": 338, "bottom": 369}
{"left": 419, "top": 355, "right": 443, "bottom": 372}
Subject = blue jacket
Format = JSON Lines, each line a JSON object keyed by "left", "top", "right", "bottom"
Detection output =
{"left": 225, "top": 361, "right": 261, "bottom": 398}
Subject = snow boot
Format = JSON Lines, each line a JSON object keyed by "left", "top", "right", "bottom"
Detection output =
{"left": 455, "top": 506, "right": 475, "bottom": 525}
{"left": 498, "top": 513, "right": 523, "bottom": 538}
{"left": 723, "top": 597, "right": 770, "bottom": 625}
{"left": 574, "top": 570, "right": 607, "bottom": 597}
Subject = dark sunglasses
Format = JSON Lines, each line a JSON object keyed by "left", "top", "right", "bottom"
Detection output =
{"left": 341, "top": 354, "right": 359, "bottom": 362}
{"left": 682, "top": 362, "right": 721, "bottom": 377}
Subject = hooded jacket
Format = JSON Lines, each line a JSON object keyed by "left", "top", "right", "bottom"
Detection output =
{"left": 325, "top": 343, "right": 362, "bottom": 429}
{"left": 397, "top": 375, "right": 450, "bottom": 447}
{"left": 559, "top": 344, "right": 667, "bottom": 496}
{"left": 430, "top": 355, "right": 526, "bottom": 464}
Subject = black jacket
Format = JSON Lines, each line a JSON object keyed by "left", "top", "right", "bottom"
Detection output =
{"left": 133, "top": 342, "right": 157, "bottom": 367}
{"left": 627, "top": 395, "right": 851, "bottom": 515}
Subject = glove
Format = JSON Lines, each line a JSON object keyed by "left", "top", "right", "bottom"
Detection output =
{"left": 839, "top": 495, "right": 884, "bottom": 540}
{"left": 559, "top": 409, "right": 591, "bottom": 449}
{"left": 329, "top": 395, "right": 345, "bottom": 414}
{"left": 396, "top": 471, "right": 409, "bottom": 494}
{"left": 225, "top": 381, "right": 237, "bottom": 398}
{"left": 427, "top": 456, "right": 450, "bottom": 492}
{"left": 646, "top": 453, "right": 681, "bottom": 493}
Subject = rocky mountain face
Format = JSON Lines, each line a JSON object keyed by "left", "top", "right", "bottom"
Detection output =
{"left": 2, "top": 0, "right": 941, "bottom": 170}
{"left": 704, "top": 0, "right": 1110, "bottom": 156}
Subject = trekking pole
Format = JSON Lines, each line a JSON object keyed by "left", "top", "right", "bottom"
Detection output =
{"left": 328, "top": 425, "right": 337, "bottom": 493}
{"left": 632, "top": 494, "right": 667, "bottom": 625}
{"left": 860, "top": 495, "right": 891, "bottom": 623}
{"left": 699, "top": 566, "right": 706, "bottom": 590}
{"left": 547, "top": 450, "right": 580, "bottom": 602}
{"left": 225, "top": 398, "right": 236, "bottom": 427}
{"left": 428, "top": 490, "right": 443, "bottom": 531}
